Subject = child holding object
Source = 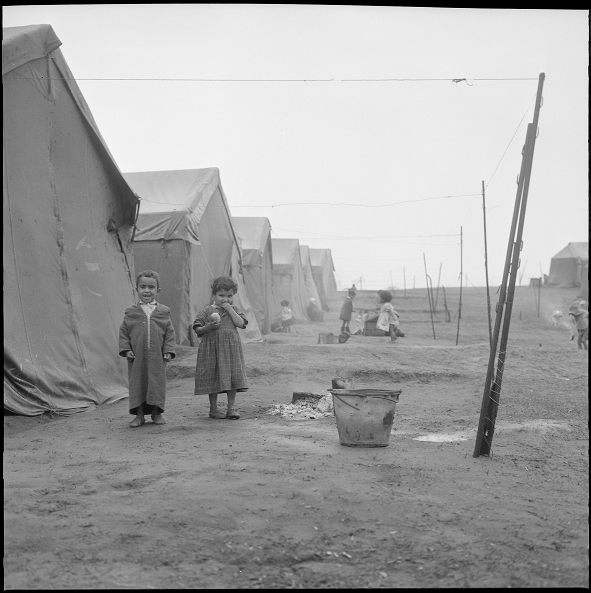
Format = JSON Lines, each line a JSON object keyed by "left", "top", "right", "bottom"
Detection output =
{"left": 119, "top": 270, "right": 176, "bottom": 428}
{"left": 339, "top": 289, "right": 356, "bottom": 334}
{"left": 376, "top": 290, "right": 400, "bottom": 343}
{"left": 280, "top": 300, "right": 293, "bottom": 332}
{"left": 193, "top": 276, "right": 248, "bottom": 419}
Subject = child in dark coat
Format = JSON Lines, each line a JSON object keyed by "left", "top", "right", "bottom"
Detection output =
{"left": 339, "top": 289, "right": 356, "bottom": 333}
{"left": 119, "top": 270, "right": 176, "bottom": 428}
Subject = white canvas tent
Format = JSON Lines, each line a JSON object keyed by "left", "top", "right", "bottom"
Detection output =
{"left": 548, "top": 242, "right": 588, "bottom": 288}
{"left": 232, "top": 217, "right": 274, "bottom": 334}
{"left": 271, "top": 238, "right": 310, "bottom": 322}
{"left": 3, "top": 24, "right": 140, "bottom": 415}
{"left": 123, "top": 168, "right": 262, "bottom": 345}
{"left": 309, "top": 248, "right": 338, "bottom": 310}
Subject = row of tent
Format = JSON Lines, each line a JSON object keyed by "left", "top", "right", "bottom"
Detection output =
{"left": 3, "top": 24, "right": 337, "bottom": 416}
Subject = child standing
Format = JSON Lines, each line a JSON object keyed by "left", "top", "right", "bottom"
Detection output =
{"left": 339, "top": 289, "right": 356, "bottom": 334}
{"left": 280, "top": 300, "right": 293, "bottom": 332}
{"left": 119, "top": 270, "right": 176, "bottom": 428}
{"left": 193, "top": 276, "right": 248, "bottom": 419}
{"left": 376, "top": 290, "right": 400, "bottom": 343}
{"left": 569, "top": 303, "right": 589, "bottom": 350}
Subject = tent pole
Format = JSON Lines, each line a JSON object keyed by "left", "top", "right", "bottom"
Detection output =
{"left": 482, "top": 180, "right": 493, "bottom": 347}
{"left": 474, "top": 72, "right": 545, "bottom": 458}
{"left": 455, "top": 227, "right": 463, "bottom": 346}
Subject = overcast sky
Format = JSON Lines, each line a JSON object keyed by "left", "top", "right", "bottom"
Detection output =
{"left": 3, "top": 5, "right": 588, "bottom": 291}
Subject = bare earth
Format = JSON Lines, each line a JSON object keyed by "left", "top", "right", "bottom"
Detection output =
{"left": 4, "top": 286, "right": 588, "bottom": 589}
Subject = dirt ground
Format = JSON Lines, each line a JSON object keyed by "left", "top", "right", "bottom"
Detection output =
{"left": 4, "top": 285, "right": 589, "bottom": 589}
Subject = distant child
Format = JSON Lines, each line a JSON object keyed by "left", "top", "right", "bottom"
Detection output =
{"left": 568, "top": 303, "right": 589, "bottom": 350}
{"left": 376, "top": 290, "right": 400, "bottom": 343}
{"left": 193, "top": 276, "right": 248, "bottom": 419}
{"left": 119, "top": 270, "right": 176, "bottom": 428}
{"left": 280, "top": 299, "right": 294, "bottom": 332}
{"left": 339, "top": 290, "right": 356, "bottom": 334}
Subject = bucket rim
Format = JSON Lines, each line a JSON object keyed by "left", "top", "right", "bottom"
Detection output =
{"left": 329, "top": 388, "right": 401, "bottom": 399}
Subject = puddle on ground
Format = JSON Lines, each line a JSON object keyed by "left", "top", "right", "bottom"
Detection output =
{"left": 411, "top": 419, "right": 570, "bottom": 442}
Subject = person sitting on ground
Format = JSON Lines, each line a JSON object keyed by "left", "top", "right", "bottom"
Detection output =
{"left": 376, "top": 289, "right": 400, "bottom": 343}
{"left": 307, "top": 297, "right": 324, "bottom": 322}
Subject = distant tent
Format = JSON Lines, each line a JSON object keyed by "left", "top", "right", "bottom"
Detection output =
{"left": 271, "top": 238, "right": 310, "bottom": 322}
{"left": 299, "top": 245, "right": 322, "bottom": 307}
{"left": 580, "top": 263, "right": 589, "bottom": 302}
{"left": 123, "top": 168, "right": 262, "bottom": 345}
{"left": 4, "top": 24, "right": 140, "bottom": 416}
{"left": 309, "top": 248, "right": 338, "bottom": 311}
{"left": 233, "top": 217, "right": 274, "bottom": 334}
{"left": 548, "top": 242, "right": 588, "bottom": 287}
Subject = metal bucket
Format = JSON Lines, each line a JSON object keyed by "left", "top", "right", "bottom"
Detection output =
{"left": 329, "top": 389, "right": 401, "bottom": 447}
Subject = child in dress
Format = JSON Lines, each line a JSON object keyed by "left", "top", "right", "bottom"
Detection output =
{"left": 568, "top": 303, "right": 589, "bottom": 350}
{"left": 193, "top": 276, "right": 248, "bottom": 419}
{"left": 280, "top": 300, "right": 293, "bottom": 332}
{"left": 119, "top": 270, "right": 176, "bottom": 428}
{"left": 339, "top": 290, "right": 356, "bottom": 334}
{"left": 376, "top": 290, "right": 400, "bottom": 343}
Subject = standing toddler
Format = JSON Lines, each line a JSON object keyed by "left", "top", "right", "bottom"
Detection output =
{"left": 193, "top": 276, "right": 248, "bottom": 419}
{"left": 119, "top": 270, "right": 176, "bottom": 427}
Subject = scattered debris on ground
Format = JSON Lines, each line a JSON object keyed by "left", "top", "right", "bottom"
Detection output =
{"left": 268, "top": 393, "right": 334, "bottom": 419}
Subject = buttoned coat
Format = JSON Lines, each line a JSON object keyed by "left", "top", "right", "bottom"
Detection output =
{"left": 119, "top": 303, "right": 176, "bottom": 413}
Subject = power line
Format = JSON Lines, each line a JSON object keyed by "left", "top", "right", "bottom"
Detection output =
{"left": 486, "top": 91, "right": 537, "bottom": 189}
{"left": 233, "top": 193, "right": 481, "bottom": 209}
{"left": 6, "top": 75, "right": 540, "bottom": 82}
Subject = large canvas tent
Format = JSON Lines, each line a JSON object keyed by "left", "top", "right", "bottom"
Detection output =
{"left": 232, "top": 217, "right": 274, "bottom": 334}
{"left": 123, "top": 168, "right": 262, "bottom": 345}
{"left": 309, "top": 248, "right": 338, "bottom": 310}
{"left": 548, "top": 242, "right": 588, "bottom": 287}
{"left": 271, "top": 238, "right": 310, "bottom": 322}
{"left": 4, "top": 25, "right": 140, "bottom": 416}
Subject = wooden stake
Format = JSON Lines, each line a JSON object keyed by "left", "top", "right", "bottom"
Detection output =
{"left": 423, "top": 253, "right": 436, "bottom": 340}
{"left": 455, "top": 227, "right": 463, "bottom": 346}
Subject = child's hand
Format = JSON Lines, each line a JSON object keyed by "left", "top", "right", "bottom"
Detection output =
{"left": 206, "top": 320, "right": 220, "bottom": 332}
{"left": 163, "top": 353, "right": 171, "bottom": 362}
{"left": 126, "top": 351, "right": 135, "bottom": 360}
{"left": 220, "top": 301, "right": 233, "bottom": 312}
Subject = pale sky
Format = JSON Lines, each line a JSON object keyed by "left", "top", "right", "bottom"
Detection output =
{"left": 3, "top": 5, "right": 588, "bottom": 290}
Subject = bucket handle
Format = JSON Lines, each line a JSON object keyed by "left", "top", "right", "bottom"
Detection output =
{"left": 332, "top": 394, "right": 362, "bottom": 411}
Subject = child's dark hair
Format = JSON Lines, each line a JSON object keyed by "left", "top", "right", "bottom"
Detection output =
{"left": 378, "top": 290, "right": 392, "bottom": 303}
{"left": 211, "top": 276, "right": 238, "bottom": 295}
{"left": 136, "top": 270, "right": 160, "bottom": 289}
{"left": 280, "top": 300, "right": 290, "bottom": 307}
{"left": 347, "top": 290, "right": 356, "bottom": 298}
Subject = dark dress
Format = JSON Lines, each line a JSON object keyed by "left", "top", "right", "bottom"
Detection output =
{"left": 119, "top": 303, "right": 176, "bottom": 415}
{"left": 193, "top": 305, "right": 249, "bottom": 395}
{"left": 339, "top": 297, "right": 353, "bottom": 322}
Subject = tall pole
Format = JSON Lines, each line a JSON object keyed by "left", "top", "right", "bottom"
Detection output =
{"left": 403, "top": 267, "right": 406, "bottom": 299}
{"left": 455, "top": 226, "right": 463, "bottom": 346}
{"left": 434, "top": 263, "right": 442, "bottom": 313}
{"left": 474, "top": 73, "right": 545, "bottom": 458}
{"left": 482, "top": 180, "right": 493, "bottom": 347}
{"left": 423, "top": 253, "right": 436, "bottom": 340}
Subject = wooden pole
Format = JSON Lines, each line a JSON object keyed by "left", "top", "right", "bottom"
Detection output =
{"left": 455, "top": 226, "right": 463, "bottom": 346}
{"left": 434, "top": 263, "right": 442, "bottom": 313}
{"left": 474, "top": 72, "right": 545, "bottom": 458}
{"left": 442, "top": 285, "right": 451, "bottom": 322}
{"left": 482, "top": 180, "right": 493, "bottom": 347}
{"left": 423, "top": 253, "right": 436, "bottom": 340}
{"left": 403, "top": 267, "right": 406, "bottom": 299}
